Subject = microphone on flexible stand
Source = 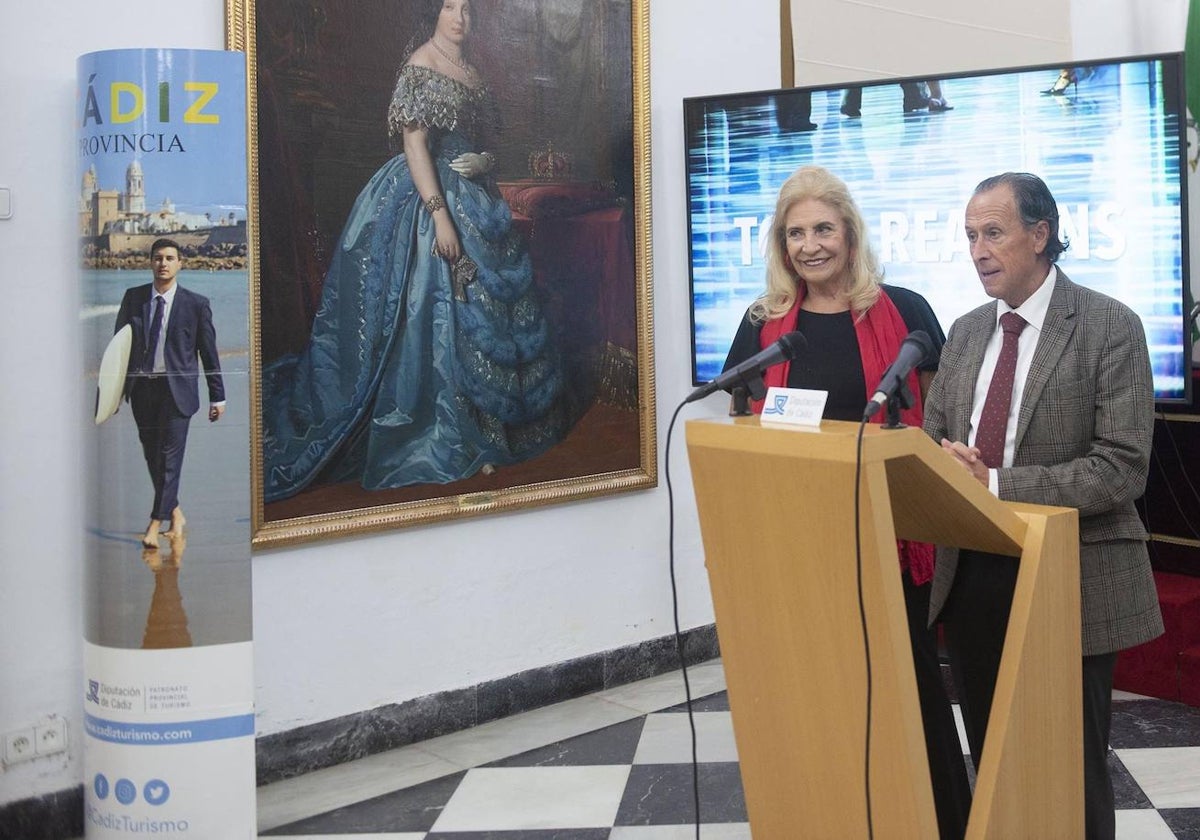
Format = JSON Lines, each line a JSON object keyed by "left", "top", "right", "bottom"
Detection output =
{"left": 862, "top": 330, "right": 936, "bottom": 427}
{"left": 686, "top": 331, "right": 807, "bottom": 405}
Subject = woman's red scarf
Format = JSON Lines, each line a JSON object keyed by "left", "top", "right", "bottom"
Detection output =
{"left": 755, "top": 285, "right": 935, "bottom": 585}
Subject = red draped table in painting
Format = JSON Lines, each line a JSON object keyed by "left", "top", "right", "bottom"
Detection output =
{"left": 499, "top": 180, "right": 638, "bottom": 410}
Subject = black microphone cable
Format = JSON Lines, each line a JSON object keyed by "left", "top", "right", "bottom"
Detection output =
{"left": 666, "top": 335, "right": 805, "bottom": 836}
{"left": 854, "top": 416, "right": 876, "bottom": 840}
{"left": 665, "top": 397, "right": 703, "bottom": 840}
{"left": 666, "top": 394, "right": 880, "bottom": 840}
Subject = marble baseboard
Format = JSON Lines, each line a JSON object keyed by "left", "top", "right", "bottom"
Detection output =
{"left": 0, "top": 785, "right": 82, "bottom": 840}
{"left": 255, "top": 624, "right": 720, "bottom": 786}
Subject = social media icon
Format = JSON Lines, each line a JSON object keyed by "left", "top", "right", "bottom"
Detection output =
{"left": 114, "top": 778, "right": 137, "bottom": 805}
{"left": 93, "top": 774, "right": 109, "bottom": 800}
{"left": 143, "top": 779, "right": 170, "bottom": 806}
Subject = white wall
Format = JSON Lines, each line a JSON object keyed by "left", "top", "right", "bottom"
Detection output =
{"left": 0, "top": 2, "right": 228, "bottom": 806}
{"left": 249, "top": 0, "right": 784, "bottom": 737}
{"left": 2, "top": 0, "right": 1192, "bottom": 810}
{"left": 1070, "top": 0, "right": 1187, "bottom": 59}
{"left": 790, "top": 0, "right": 1071, "bottom": 85}
{"left": 0, "top": 0, "right": 779, "bottom": 805}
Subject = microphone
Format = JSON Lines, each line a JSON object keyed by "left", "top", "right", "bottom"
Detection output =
{"left": 862, "top": 330, "right": 935, "bottom": 420}
{"left": 687, "top": 330, "right": 807, "bottom": 403}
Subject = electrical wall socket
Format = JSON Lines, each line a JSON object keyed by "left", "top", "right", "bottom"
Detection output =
{"left": 3, "top": 717, "right": 68, "bottom": 767}
{"left": 34, "top": 718, "right": 67, "bottom": 756}
{"left": 3, "top": 728, "right": 37, "bottom": 766}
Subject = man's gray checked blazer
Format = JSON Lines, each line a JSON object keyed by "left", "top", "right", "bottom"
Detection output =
{"left": 922, "top": 270, "right": 1164, "bottom": 656}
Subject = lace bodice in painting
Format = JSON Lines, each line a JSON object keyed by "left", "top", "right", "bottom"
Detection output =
{"left": 386, "top": 64, "right": 498, "bottom": 146}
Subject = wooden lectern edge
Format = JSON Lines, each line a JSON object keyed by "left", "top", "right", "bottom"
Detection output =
{"left": 1006, "top": 500, "right": 1080, "bottom": 523}
{"left": 686, "top": 416, "right": 943, "bottom": 836}
{"left": 966, "top": 508, "right": 1083, "bottom": 839}
{"left": 686, "top": 416, "right": 1033, "bottom": 554}
{"left": 686, "top": 416, "right": 1086, "bottom": 838}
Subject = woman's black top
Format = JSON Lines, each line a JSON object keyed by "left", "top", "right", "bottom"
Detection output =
{"left": 721, "top": 284, "right": 946, "bottom": 422}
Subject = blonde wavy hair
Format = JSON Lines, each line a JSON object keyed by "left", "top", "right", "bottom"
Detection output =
{"left": 749, "top": 165, "right": 882, "bottom": 323}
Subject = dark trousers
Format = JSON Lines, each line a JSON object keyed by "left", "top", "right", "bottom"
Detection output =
{"left": 841, "top": 82, "right": 925, "bottom": 114}
{"left": 904, "top": 574, "right": 972, "bottom": 840}
{"left": 130, "top": 376, "right": 190, "bottom": 521}
{"left": 1082, "top": 652, "right": 1118, "bottom": 840}
{"left": 942, "top": 550, "right": 1118, "bottom": 840}
{"left": 776, "top": 91, "right": 815, "bottom": 130}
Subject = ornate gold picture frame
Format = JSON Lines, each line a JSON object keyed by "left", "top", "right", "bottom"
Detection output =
{"left": 226, "top": 0, "right": 654, "bottom": 548}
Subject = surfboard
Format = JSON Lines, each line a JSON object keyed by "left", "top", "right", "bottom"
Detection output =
{"left": 95, "top": 324, "right": 132, "bottom": 425}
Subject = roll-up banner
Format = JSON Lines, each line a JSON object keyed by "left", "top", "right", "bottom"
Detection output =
{"left": 78, "top": 49, "right": 254, "bottom": 839}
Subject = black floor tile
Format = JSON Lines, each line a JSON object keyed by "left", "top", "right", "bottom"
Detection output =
{"left": 428, "top": 832, "right": 611, "bottom": 840}
{"left": 486, "top": 717, "right": 647, "bottom": 767}
{"left": 261, "top": 770, "right": 466, "bottom": 834}
{"left": 614, "top": 762, "right": 746, "bottom": 825}
{"left": 1109, "top": 752, "right": 1154, "bottom": 811}
{"left": 662, "top": 690, "right": 731, "bottom": 713}
{"left": 1111, "top": 699, "right": 1200, "bottom": 749}
{"left": 1159, "top": 808, "right": 1200, "bottom": 840}
{"left": 257, "top": 679, "right": 1200, "bottom": 839}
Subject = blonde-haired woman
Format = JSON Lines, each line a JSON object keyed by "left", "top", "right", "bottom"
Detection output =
{"left": 722, "top": 164, "right": 971, "bottom": 840}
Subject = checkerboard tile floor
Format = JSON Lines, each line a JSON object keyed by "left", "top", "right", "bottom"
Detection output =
{"left": 258, "top": 661, "right": 1200, "bottom": 839}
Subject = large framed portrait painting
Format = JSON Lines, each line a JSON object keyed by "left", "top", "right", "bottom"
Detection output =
{"left": 226, "top": 0, "right": 654, "bottom": 547}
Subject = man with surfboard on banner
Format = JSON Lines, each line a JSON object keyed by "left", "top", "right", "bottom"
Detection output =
{"left": 110, "top": 238, "right": 225, "bottom": 548}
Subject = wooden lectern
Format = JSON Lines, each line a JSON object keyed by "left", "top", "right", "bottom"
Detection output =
{"left": 686, "top": 417, "right": 1082, "bottom": 839}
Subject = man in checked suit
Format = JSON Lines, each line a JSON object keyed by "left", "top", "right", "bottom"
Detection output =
{"left": 923, "top": 173, "right": 1163, "bottom": 840}
{"left": 115, "top": 238, "right": 225, "bottom": 549}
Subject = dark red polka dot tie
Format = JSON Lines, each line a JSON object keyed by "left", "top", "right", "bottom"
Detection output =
{"left": 974, "top": 311, "right": 1027, "bottom": 469}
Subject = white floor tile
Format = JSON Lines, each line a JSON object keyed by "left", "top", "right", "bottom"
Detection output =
{"left": 597, "top": 660, "right": 728, "bottom": 715}
{"left": 610, "top": 824, "right": 753, "bottom": 839}
{"left": 263, "top": 835, "right": 425, "bottom": 839}
{"left": 430, "top": 765, "right": 631, "bottom": 830}
{"left": 633, "top": 711, "right": 739, "bottom": 764}
{"left": 1114, "top": 808, "right": 1177, "bottom": 840}
{"left": 417, "top": 694, "right": 640, "bottom": 769}
{"left": 257, "top": 664, "right": 726, "bottom": 831}
{"left": 256, "top": 745, "right": 461, "bottom": 832}
{"left": 952, "top": 704, "right": 969, "bottom": 755}
{"left": 255, "top": 664, "right": 1197, "bottom": 839}
{"left": 1115, "top": 746, "right": 1200, "bottom": 808}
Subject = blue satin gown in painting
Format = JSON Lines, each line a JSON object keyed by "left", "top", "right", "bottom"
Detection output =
{"left": 262, "top": 65, "right": 571, "bottom": 502}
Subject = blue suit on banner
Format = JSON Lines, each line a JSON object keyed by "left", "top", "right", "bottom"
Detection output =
{"left": 115, "top": 239, "right": 224, "bottom": 547}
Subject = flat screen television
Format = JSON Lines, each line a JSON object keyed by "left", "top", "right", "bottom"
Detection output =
{"left": 684, "top": 53, "right": 1191, "bottom": 404}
